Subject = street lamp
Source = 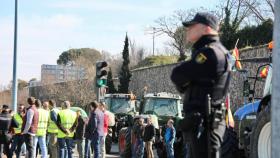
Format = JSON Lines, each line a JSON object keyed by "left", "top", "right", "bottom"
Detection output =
{"left": 12, "top": 0, "right": 18, "bottom": 111}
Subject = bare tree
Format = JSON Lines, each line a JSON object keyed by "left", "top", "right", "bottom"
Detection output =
{"left": 18, "top": 88, "right": 28, "bottom": 105}
{"left": 153, "top": 9, "right": 204, "bottom": 61}
{"left": 129, "top": 39, "right": 147, "bottom": 67}
{"left": 242, "top": 0, "right": 275, "bottom": 22}
{"left": 0, "top": 90, "right": 11, "bottom": 105}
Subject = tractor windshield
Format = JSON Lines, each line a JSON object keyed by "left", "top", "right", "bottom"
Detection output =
{"left": 105, "top": 98, "right": 132, "bottom": 113}
{"left": 143, "top": 98, "right": 178, "bottom": 116}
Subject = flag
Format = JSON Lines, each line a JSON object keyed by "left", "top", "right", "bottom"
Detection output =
{"left": 225, "top": 93, "right": 235, "bottom": 128}
{"left": 260, "top": 66, "right": 269, "bottom": 78}
{"left": 268, "top": 41, "right": 273, "bottom": 51}
{"left": 232, "top": 47, "right": 242, "bottom": 70}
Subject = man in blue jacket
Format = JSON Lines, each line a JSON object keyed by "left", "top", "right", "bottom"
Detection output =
{"left": 164, "top": 119, "right": 176, "bottom": 158}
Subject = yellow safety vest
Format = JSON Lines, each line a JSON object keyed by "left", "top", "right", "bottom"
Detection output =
{"left": 13, "top": 113, "right": 23, "bottom": 134}
{"left": 36, "top": 108, "right": 49, "bottom": 136}
{"left": 57, "top": 109, "right": 77, "bottom": 138}
{"left": 47, "top": 108, "right": 60, "bottom": 133}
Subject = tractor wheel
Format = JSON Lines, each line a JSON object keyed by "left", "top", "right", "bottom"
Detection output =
{"left": 118, "top": 127, "right": 132, "bottom": 158}
{"left": 250, "top": 106, "right": 271, "bottom": 158}
{"left": 221, "top": 127, "right": 240, "bottom": 158}
{"left": 105, "top": 134, "right": 112, "bottom": 153}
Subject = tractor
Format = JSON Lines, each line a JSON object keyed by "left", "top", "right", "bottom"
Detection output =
{"left": 116, "top": 92, "right": 183, "bottom": 158}
{"left": 139, "top": 92, "right": 184, "bottom": 158}
{"left": 104, "top": 93, "right": 138, "bottom": 153}
{"left": 233, "top": 43, "right": 272, "bottom": 158}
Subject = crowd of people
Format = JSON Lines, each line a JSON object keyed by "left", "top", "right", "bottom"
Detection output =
{"left": 0, "top": 97, "right": 111, "bottom": 158}
{"left": 132, "top": 117, "right": 176, "bottom": 158}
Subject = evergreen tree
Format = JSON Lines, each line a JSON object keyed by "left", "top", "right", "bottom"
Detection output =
{"left": 118, "top": 34, "right": 132, "bottom": 93}
{"left": 235, "top": 19, "right": 273, "bottom": 48}
{"left": 219, "top": 7, "right": 239, "bottom": 49}
{"left": 107, "top": 67, "right": 117, "bottom": 93}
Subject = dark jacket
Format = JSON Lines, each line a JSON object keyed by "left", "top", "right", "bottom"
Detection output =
{"left": 74, "top": 116, "right": 86, "bottom": 139}
{"left": 143, "top": 124, "right": 155, "bottom": 142}
{"left": 0, "top": 111, "right": 18, "bottom": 143}
{"left": 85, "top": 111, "right": 97, "bottom": 139}
{"left": 133, "top": 123, "right": 145, "bottom": 139}
{"left": 171, "top": 35, "right": 230, "bottom": 113}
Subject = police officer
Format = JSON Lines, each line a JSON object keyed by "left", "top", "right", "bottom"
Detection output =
{"left": 171, "top": 12, "right": 230, "bottom": 158}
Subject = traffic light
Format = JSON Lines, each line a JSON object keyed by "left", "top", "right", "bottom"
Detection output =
{"left": 96, "top": 61, "right": 108, "bottom": 87}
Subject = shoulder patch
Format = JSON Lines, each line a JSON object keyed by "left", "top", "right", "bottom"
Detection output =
{"left": 195, "top": 53, "right": 207, "bottom": 64}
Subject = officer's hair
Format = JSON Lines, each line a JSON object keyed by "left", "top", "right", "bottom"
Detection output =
{"left": 35, "top": 99, "right": 42, "bottom": 108}
{"left": 27, "top": 97, "right": 36, "bottom": 105}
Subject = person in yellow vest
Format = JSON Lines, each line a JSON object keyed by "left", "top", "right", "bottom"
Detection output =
{"left": 34, "top": 100, "right": 49, "bottom": 158}
{"left": 11, "top": 104, "right": 26, "bottom": 158}
{"left": 57, "top": 101, "right": 78, "bottom": 158}
{"left": 47, "top": 99, "right": 59, "bottom": 158}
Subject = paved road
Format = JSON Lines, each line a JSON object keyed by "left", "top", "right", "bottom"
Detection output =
{"left": 14, "top": 142, "right": 159, "bottom": 158}
{"left": 71, "top": 143, "right": 120, "bottom": 158}
{"left": 105, "top": 143, "right": 159, "bottom": 158}
{"left": 106, "top": 143, "right": 120, "bottom": 158}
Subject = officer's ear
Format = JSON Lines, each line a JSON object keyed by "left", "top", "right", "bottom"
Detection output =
{"left": 206, "top": 26, "right": 218, "bottom": 35}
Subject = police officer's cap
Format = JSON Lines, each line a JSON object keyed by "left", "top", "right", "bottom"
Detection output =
{"left": 182, "top": 12, "right": 219, "bottom": 31}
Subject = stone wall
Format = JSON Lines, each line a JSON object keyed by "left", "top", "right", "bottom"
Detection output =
{"left": 129, "top": 45, "right": 271, "bottom": 110}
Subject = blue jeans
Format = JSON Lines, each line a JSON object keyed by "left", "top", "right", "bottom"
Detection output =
{"left": 34, "top": 136, "right": 47, "bottom": 158}
{"left": 165, "top": 141, "right": 174, "bottom": 158}
{"left": 58, "top": 138, "right": 74, "bottom": 158}
{"left": 92, "top": 135, "right": 103, "bottom": 158}
{"left": 135, "top": 138, "right": 144, "bottom": 158}
{"left": 84, "top": 139, "right": 92, "bottom": 158}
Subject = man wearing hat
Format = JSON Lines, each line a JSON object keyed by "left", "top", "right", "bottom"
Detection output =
{"left": 171, "top": 12, "right": 231, "bottom": 158}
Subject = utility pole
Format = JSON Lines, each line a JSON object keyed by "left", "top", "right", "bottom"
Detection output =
{"left": 12, "top": 0, "right": 18, "bottom": 111}
{"left": 145, "top": 26, "right": 162, "bottom": 56}
{"left": 152, "top": 27, "right": 155, "bottom": 56}
{"left": 272, "top": 0, "right": 280, "bottom": 157}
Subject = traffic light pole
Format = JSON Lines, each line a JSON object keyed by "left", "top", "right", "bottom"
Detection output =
{"left": 97, "top": 87, "right": 101, "bottom": 102}
{"left": 95, "top": 61, "right": 108, "bottom": 102}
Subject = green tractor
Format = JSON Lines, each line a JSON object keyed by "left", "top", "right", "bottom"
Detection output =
{"left": 116, "top": 92, "right": 183, "bottom": 158}
{"left": 140, "top": 92, "right": 184, "bottom": 158}
{"left": 104, "top": 93, "right": 138, "bottom": 151}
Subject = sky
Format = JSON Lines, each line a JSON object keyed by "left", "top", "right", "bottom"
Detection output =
{"left": 0, "top": 0, "right": 219, "bottom": 86}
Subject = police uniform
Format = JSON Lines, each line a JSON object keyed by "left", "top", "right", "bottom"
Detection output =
{"left": 171, "top": 13, "right": 231, "bottom": 158}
